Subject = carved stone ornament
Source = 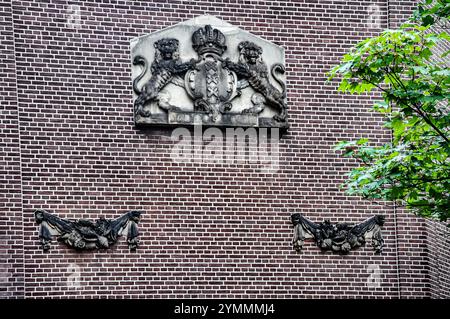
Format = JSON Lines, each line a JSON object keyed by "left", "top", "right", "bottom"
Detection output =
{"left": 291, "top": 214, "right": 385, "bottom": 254}
{"left": 131, "top": 15, "right": 288, "bottom": 129}
{"left": 34, "top": 210, "right": 142, "bottom": 251}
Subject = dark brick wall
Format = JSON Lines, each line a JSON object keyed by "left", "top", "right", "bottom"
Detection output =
{"left": 396, "top": 210, "right": 430, "bottom": 298}
{"left": 1, "top": 0, "right": 446, "bottom": 298}
{"left": 427, "top": 222, "right": 450, "bottom": 298}
{"left": 388, "top": 0, "right": 417, "bottom": 28}
{"left": 0, "top": 0, "right": 23, "bottom": 298}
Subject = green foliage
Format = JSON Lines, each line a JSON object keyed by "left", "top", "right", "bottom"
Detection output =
{"left": 329, "top": 0, "right": 450, "bottom": 222}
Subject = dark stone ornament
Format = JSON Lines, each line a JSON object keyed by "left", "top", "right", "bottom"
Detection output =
{"left": 34, "top": 210, "right": 142, "bottom": 251}
{"left": 291, "top": 214, "right": 385, "bottom": 254}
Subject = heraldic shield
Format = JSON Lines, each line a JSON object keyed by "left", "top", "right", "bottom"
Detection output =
{"left": 185, "top": 25, "right": 238, "bottom": 122}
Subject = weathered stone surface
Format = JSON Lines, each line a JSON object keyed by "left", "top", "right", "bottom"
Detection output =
{"left": 35, "top": 210, "right": 142, "bottom": 251}
{"left": 167, "top": 111, "right": 259, "bottom": 127}
{"left": 130, "top": 15, "right": 288, "bottom": 129}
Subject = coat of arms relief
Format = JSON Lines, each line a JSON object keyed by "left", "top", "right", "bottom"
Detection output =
{"left": 130, "top": 16, "right": 288, "bottom": 128}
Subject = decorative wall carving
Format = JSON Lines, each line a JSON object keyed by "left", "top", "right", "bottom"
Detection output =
{"left": 291, "top": 214, "right": 385, "bottom": 254}
{"left": 223, "top": 41, "right": 287, "bottom": 122}
{"left": 34, "top": 210, "right": 142, "bottom": 251}
{"left": 131, "top": 15, "right": 288, "bottom": 128}
{"left": 133, "top": 38, "right": 195, "bottom": 117}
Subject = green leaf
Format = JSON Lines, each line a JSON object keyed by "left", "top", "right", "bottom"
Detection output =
{"left": 357, "top": 138, "right": 369, "bottom": 145}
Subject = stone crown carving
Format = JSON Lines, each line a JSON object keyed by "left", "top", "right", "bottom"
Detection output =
{"left": 192, "top": 24, "right": 227, "bottom": 55}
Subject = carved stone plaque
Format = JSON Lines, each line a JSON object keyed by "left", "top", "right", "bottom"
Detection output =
{"left": 130, "top": 15, "right": 288, "bottom": 128}
{"left": 35, "top": 210, "right": 142, "bottom": 251}
{"left": 291, "top": 214, "right": 385, "bottom": 254}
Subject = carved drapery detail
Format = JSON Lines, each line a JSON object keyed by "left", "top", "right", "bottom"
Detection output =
{"left": 291, "top": 214, "right": 385, "bottom": 254}
{"left": 34, "top": 210, "right": 142, "bottom": 251}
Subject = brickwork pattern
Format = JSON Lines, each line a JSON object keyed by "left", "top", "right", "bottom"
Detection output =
{"left": 0, "top": 0, "right": 447, "bottom": 298}
{"left": 0, "top": 0, "right": 23, "bottom": 298}
{"left": 427, "top": 220, "right": 450, "bottom": 298}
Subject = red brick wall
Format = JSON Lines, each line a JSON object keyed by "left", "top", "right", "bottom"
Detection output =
{"left": 427, "top": 220, "right": 450, "bottom": 298}
{"left": 2, "top": 0, "right": 446, "bottom": 299}
{"left": 0, "top": 0, "right": 23, "bottom": 298}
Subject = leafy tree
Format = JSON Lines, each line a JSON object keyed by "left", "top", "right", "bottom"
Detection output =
{"left": 328, "top": 0, "right": 450, "bottom": 222}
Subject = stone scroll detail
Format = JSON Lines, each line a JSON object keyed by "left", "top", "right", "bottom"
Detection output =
{"left": 131, "top": 17, "right": 288, "bottom": 129}
{"left": 291, "top": 214, "right": 385, "bottom": 254}
{"left": 34, "top": 210, "right": 142, "bottom": 251}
